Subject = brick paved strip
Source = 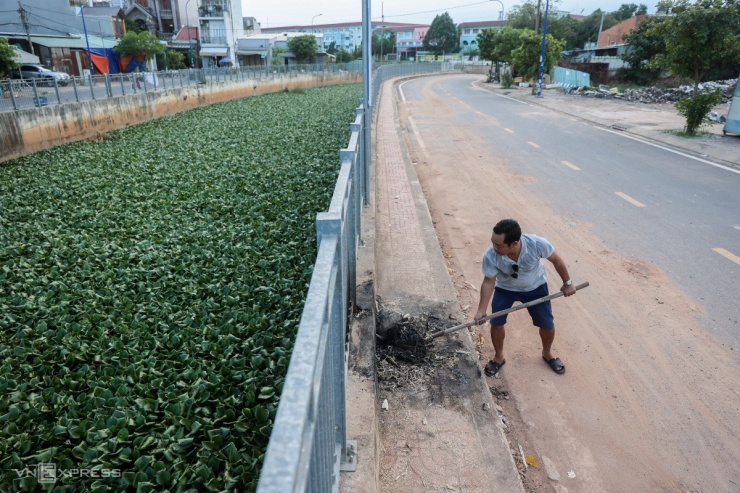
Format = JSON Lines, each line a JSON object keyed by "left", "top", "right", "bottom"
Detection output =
{"left": 375, "top": 79, "right": 437, "bottom": 302}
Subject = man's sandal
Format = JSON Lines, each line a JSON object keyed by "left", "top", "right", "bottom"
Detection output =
{"left": 543, "top": 357, "right": 566, "bottom": 374}
{"left": 484, "top": 359, "right": 506, "bottom": 377}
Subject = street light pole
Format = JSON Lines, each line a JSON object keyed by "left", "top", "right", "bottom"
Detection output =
{"left": 311, "top": 13, "right": 322, "bottom": 33}
{"left": 186, "top": 0, "right": 195, "bottom": 68}
{"left": 79, "top": 5, "right": 95, "bottom": 76}
{"left": 537, "top": 0, "right": 550, "bottom": 97}
{"left": 490, "top": 0, "right": 505, "bottom": 23}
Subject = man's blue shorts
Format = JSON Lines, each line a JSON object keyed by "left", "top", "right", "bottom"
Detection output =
{"left": 491, "top": 283, "right": 554, "bottom": 330}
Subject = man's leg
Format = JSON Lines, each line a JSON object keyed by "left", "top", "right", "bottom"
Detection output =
{"left": 491, "top": 324, "right": 506, "bottom": 364}
{"left": 539, "top": 327, "right": 565, "bottom": 373}
{"left": 539, "top": 327, "right": 555, "bottom": 361}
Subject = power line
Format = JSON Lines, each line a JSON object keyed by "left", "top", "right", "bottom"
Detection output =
{"left": 377, "top": 1, "right": 492, "bottom": 20}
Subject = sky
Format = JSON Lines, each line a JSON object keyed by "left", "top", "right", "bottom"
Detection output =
{"left": 240, "top": 0, "right": 660, "bottom": 28}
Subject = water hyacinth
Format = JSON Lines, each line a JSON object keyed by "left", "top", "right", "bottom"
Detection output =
{"left": 0, "top": 83, "right": 362, "bottom": 491}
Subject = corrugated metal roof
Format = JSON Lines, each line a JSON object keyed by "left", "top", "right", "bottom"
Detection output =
{"left": 30, "top": 35, "right": 110, "bottom": 49}
{"left": 200, "top": 47, "right": 228, "bottom": 56}
{"left": 13, "top": 47, "right": 40, "bottom": 64}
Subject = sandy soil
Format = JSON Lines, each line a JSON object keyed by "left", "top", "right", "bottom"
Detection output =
{"left": 397, "top": 75, "right": 740, "bottom": 493}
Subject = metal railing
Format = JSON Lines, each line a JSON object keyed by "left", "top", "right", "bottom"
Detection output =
{"left": 0, "top": 63, "right": 361, "bottom": 113}
{"left": 255, "top": 107, "right": 365, "bottom": 493}
{"left": 256, "top": 62, "right": 453, "bottom": 493}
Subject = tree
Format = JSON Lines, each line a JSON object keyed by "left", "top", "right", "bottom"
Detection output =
{"left": 326, "top": 41, "right": 337, "bottom": 55}
{"left": 621, "top": 16, "right": 666, "bottom": 83}
{"left": 272, "top": 47, "right": 287, "bottom": 65}
{"left": 287, "top": 35, "right": 318, "bottom": 63}
{"left": 647, "top": 0, "right": 740, "bottom": 133}
{"left": 125, "top": 18, "right": 149, "bottom": 33}
{"left": 572, "top": 9, "right": 619, "bottom": 49}
{"left": 113, "top": 31, "right": 164, "bottom": 69}
{"left": 156, "top": 49, "right": 186, "bottom": 70}
{"left": 423, "top": 12, "right": 458, "bottom": 54}
{"left": 335, "top": 49, "right": 354, "bottom": 63}
{"left": 613, "top": 3, "right": 649, "bottom": 21}
{"left": 506, "top": 1, "right": 583, "bottom": 49}
{"left": 0, "top": 37, "right": 20, "bottom": 79}
{"left": 506, "top": 1, "right": 538, "bottom": 30}
{"left": 511, "top": 30, "right": 565, "bottom": 81}
{"left": 650, "top": 0, "right": 740, "bottom": 87}
{"left": 372, "top": 32, "right": 394, "bottom": 59}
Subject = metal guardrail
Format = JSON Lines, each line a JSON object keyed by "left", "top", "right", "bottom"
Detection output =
{"left": 0, "top": 63, "right": 359, "bottom": 113}
{"left": 256, "top": 61, "right": 453, "bottom": 493}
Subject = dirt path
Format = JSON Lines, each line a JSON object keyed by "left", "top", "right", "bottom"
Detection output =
{"left": 397, "top": 75, "right": 740, "bottom": 492}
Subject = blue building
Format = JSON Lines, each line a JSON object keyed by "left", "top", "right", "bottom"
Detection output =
{"left": 458, "top": 20, "right": 504, "bottom": 54}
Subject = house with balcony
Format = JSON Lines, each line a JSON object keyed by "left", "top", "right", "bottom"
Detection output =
{"left": 195, "top": 0, "right": 244, "bottom": 66}
{"left": 385, "top": 25, "right": 429, "bottom": 61}
{"left": 458, "top": 20, "right": 504, "bottom": 55}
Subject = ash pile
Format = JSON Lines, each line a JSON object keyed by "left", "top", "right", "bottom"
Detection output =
{"left": 573, "top": 78, "right": 737, "bottom": 104}
{"left": 375, "top": 312, "right": 445, "bottom": 392}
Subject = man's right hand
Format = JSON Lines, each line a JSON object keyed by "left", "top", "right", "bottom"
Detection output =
{"left": 474, "top": 310, "right": 487, "bottom": 325}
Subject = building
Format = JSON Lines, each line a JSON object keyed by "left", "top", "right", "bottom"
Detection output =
{"left": 598, "top": 14, "right": 647, "bottom": 48}
{"left": 262, "top": 21, "right": 421, "bottom": 55}
{"left": 0, "top": 0, "right": 124, "bottom": 75}
{"left": 195, "top": 0, "right": 244, "bottom": 66}
{"left": 382, "top": 25, "right": 428, "bottom": 61}
{"left": 561, "top": 15, "right": 649, "bottom": 81}
{"left": 458, "top": 20, "right": 504, "bottom": 54}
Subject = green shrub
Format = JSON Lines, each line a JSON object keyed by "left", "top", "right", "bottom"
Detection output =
{"left": 675, "top": 89, "right": 721, "bottom": 135}
{"left": 501, "top": 71, "right": 514, "bottom": 89}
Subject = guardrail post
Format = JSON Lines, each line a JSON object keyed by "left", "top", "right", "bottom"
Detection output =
{"left": 9, "top": 81, "right": 17, "bottom": 110}
{"left": 88, "top": 74, "right": 95, "bottom": 100}
{"left": 120, "top": 74, "right": 125, "bottom": 96}
{"left": 31, "top": 79, "right": 39, "bottom": 106}
{"left": 71, "top": 76, "right": 79, "bottom": 102}
{"left": 105, "top": 74, "right": 112, "bottom": 98}
{"left": 53, "top": 79, "right": 61, "bottom": 104}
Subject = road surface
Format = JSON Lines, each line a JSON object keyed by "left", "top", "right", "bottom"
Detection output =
{"left": 397, "top": 74, "right": 739, "bottom": 492}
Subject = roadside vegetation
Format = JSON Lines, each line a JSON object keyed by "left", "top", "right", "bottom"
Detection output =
{"left": 0, "top": 83, "right": 362, "bottom": 491}
{"left": 474, "top": 0, "right": 739, "bottom": 134}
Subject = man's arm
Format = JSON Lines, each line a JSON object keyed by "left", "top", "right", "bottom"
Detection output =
{"left": 475, "top": 276, "right": 496, "bottom": 324}
{"left": 547, "top": 251, "right": 576, "bottom": 296}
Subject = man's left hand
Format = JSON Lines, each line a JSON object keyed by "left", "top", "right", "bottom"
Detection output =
{"left": 561, "top": 283, "right": 576, "bottom": 297}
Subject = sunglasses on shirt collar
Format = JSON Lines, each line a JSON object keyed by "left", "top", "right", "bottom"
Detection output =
{"left": 511, "top": 264, "right": 519, "bottom": 278}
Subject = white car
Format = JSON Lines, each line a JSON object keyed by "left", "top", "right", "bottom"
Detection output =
{"left": 11, "top": 64, "right": 71, "bottom": 86}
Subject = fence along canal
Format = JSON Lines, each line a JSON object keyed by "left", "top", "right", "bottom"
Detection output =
{"left": 256, "top": 62, "right": 454, "bottom": 493}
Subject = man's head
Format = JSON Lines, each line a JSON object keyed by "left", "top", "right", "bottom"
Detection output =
{"left": 491, "top": 219, "right": 521, "bottom": 255}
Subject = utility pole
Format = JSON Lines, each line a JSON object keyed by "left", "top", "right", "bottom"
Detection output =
{"left": 17, "top": 1, "right": 35, "bottom": 56}
{"left": 595, "top": 11, "right": 606, "bottom": 48}
{"left": 380, "top": 3, "right": 384, "bottom": 63}
{"left": 535, "top": 0, "right": 542, "bottom": 34}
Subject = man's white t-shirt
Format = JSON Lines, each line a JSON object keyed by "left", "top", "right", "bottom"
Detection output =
{"left": 482, "top": 234, "right": 555, "bottom": 292}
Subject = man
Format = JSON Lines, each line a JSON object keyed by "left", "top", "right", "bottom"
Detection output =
{"left": 474, "top": 219, "right": 576, "bottom": 375}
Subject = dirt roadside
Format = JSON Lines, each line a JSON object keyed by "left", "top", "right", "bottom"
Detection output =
{"left": 397, "top": 74, "right": 740, "bottom": 492}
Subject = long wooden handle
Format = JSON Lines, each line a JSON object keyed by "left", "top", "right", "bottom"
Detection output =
{"left": 430, "top": 281, "right": 590, "bottom": 339}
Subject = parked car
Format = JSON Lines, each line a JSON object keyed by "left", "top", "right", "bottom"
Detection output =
{"left": 11, "top": 64, "right": 71, "bottom": 86}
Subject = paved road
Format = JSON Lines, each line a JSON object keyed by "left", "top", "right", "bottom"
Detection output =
{"left": 396, "top": 73, "right": 739, "bottom": 492}
{"left": 402, "top": 74, "right": 740, "bottom": 348}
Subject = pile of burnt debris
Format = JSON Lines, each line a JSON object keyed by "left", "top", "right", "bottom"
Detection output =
{"left": 571, "top": 78, "right": 737, "bottom": 104}
{"left": 375, "top": 312, "right": 444, "bottom": 391}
